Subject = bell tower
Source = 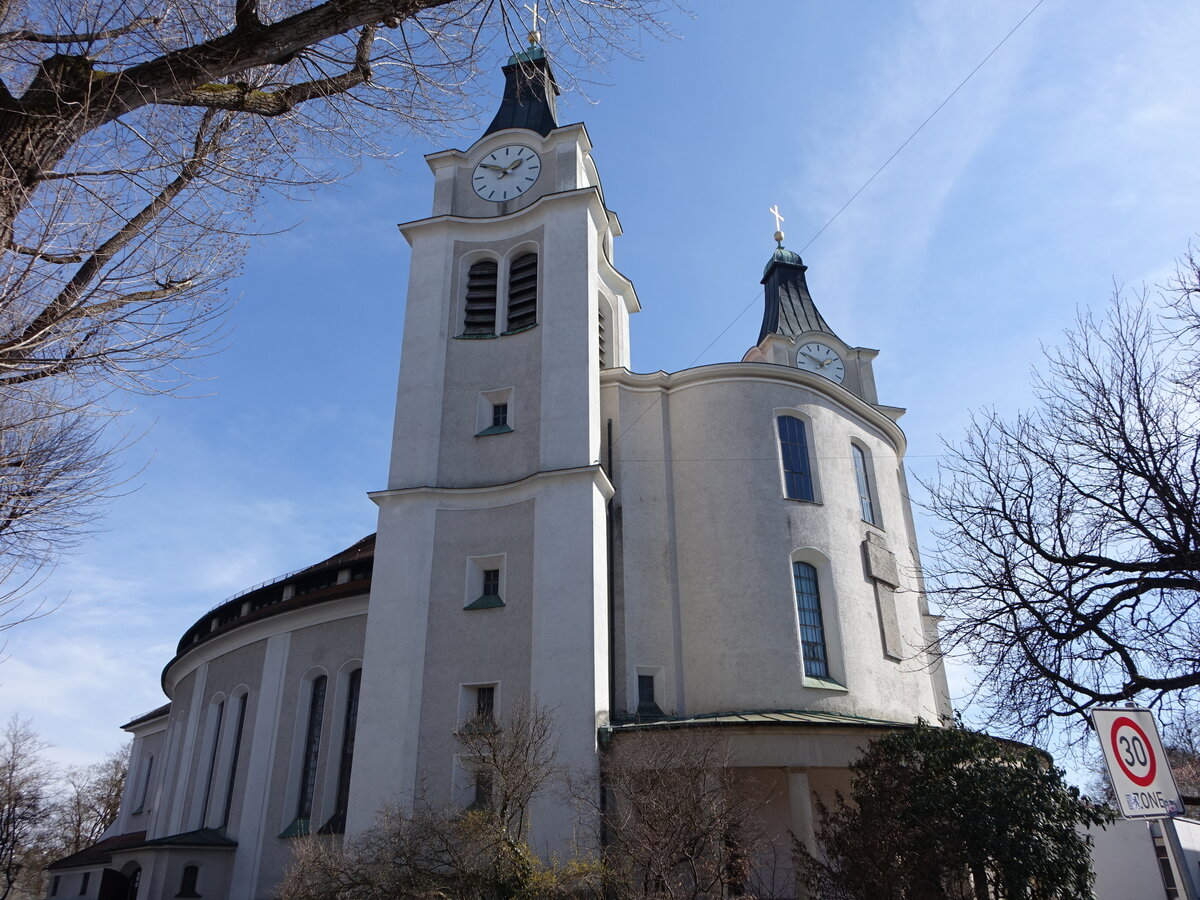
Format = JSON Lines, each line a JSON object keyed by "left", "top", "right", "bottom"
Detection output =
{"left": 347, "top": 38, "right": 638, "bottom": 852}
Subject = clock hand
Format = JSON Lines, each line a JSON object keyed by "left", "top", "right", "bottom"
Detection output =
{"left": 799, "top": 352, "right": 822, "bottom": 365}
{"left": 480, "top": 164, "right": 506, "bottom": 171}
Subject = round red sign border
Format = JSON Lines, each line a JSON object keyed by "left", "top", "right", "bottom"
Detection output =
{"left": 1109, "top": 716, "right": 1157, "bottom": 788}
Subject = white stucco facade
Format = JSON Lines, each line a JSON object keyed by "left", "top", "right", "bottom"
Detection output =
{"left": 56, "top": 50, "right": 961, "bottom": 900}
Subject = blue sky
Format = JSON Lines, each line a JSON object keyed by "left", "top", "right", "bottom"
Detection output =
{"left": 3, "top": 1, "right": 1199, "bottom": 780}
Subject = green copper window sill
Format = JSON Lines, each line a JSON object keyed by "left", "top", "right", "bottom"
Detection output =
{"left": 465, "top": 595, "right": 505, "bottom": 611}
{"left": 475, "top": 424, "right": 513, "bottom": 437}
{"left": 803, "top": 675, "right": 848, "bottom": 692}
{"left": 501, "top": 323, "right": 538, "bottom": 336}
{"left": 455, "top": 332, "right": 498, "bottom": 340}
{"left": 278, "top": 817, "right": 310, "bottom": 839}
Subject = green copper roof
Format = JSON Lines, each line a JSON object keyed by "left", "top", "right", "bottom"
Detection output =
{"left": 762, "top": 246, "right": 804, "bottom": 278}
{"left": 606, "top": 709, "right": 911, "bottom": 732}
{"left": 464, "top": 594, "right": 505, "bottom": 611}
{"left": 144, "top": 827, "right": 237, "bottom": 848}
{"left": 758, "top": 245, "right": 833, "bottom": 342}
{"left": 506, "top": 45, "right": 547, "bottom": 65}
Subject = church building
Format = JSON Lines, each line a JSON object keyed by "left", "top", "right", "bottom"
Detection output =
{"left": 44, "top": 41, "right": 951, "bottom": 900}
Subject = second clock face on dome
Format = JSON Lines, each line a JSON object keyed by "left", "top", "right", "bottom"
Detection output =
{"left": 472, "top": 145, "right": 541, "bottom": 202}
{"left": 796, "top": 341, "right": 846, "bottom": 383}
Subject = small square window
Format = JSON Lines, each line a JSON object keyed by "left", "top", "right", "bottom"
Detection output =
{"left": 465, "top": 555, "right": 505, "bottom": 610}
{"left": 476, "top": 388, "right": 514, "bottom": 436}
{"left": 459, "top": 683, "right": 499, "bottom": 734}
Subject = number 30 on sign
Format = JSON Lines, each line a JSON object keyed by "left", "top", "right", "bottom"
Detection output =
{"left": 1091, "top": 707, "right": 1184, "bottom": 819}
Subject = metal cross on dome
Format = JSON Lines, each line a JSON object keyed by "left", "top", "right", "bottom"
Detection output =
{"left": 524, "top": 1, "right": 542, "bottom": 46}
{"left": 769, "top": 204, "right": 785, "bottom": 245}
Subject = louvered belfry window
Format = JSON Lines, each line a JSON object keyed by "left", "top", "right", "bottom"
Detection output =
{"left": 598, "top": 308, "right": 609, "bottom": 368}
{"left": 464, "top": 260, "right": 499, "bottom": 335}
{"left": 506, "top": 253, "right": 538, "bottom": 331}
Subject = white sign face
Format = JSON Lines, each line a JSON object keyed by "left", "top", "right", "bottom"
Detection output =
{"left": 1091, "top": 707, "right": 1184, "bottom": 819}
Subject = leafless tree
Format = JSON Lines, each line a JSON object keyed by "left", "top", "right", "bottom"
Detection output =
{"left": 3, "top": 740, "right": 129, "bottom": 899}
{"left": 49, "top": 742, "right": 129, "bottom": 857}
{"left": 925, "top": 250, "right": 1200, "bottom": 742}
{"left": 0, "top": 717, "right": 53, "bottom": 900}
{"left": 279, "top": 703, "right": 602, "bottom": 899}
{"left": 0, "top": 0, "right": 674, "bottom": 629}
{"left": 597, "top": 728, "right": 776, "bottom": 900}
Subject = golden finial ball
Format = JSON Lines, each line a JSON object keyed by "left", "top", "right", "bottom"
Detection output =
{"left": 774, "top": 230, "right": 785, "bottom": 244}
{"left": 528, "top": 29, "right": 541, "bottom": 46}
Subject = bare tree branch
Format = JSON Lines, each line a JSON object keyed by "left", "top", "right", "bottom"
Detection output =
{"left": 0, "top": 15, "right": 160, "bottom": 45}
{"left": 0, "top": 0, "right": 676, "bottom": 632}
{"left": 163, "top": 25, "right": 377, "bottom": 116}
{"left": 925, "top": 255, "right": 1200, "bottom": 743}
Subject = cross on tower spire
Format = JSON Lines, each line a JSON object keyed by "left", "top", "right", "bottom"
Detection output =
{"left": 769, "top": 204, "right": 785, "bottom": 246}
{"left": 524, "top": 1, "right": 542, "bottom": 47}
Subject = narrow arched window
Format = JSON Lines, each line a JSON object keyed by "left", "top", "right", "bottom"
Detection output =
{"left": 506, "top": 253, "right": 538, "bottom": 331}
{"left": 320, "top": 669, "right": 362, "bottom": 835}
{"left": 793, "top": 561, "right": 829, "bottom": 678}
{"left": 777, "top": 416, "right": 814, "bottom": 501}
{"left": 177, "top": 864, "right": 200, "bottom": 897}
{"left": 198, "top": 700, "right": 224, "bottom": 826}
{"left": 220, "top": 692, "right": 249, "bottom": 827}
{"left": 133, "top": 754, "right": 153, "bottom": 813}
{"left": 852, "top": 444, "right": 877, "bottom": 525}
{"left": 296, "top": 676, "right": 327, "bottom": 823}
{"left": 464, "top": 260, "right": 499, "bottom": 335}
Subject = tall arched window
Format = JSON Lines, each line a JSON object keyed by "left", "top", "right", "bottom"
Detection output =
{"left": 777, "top": 416, "right": 814, "bottom": 501}
{"left": 320, "top": 668, "right": 362, "bottom": 834}
{"left": 505, "top": 253, "right": 538, "bottom": 331}
{"left": 198, "top": 699, "right": 224, "bottom": 826}
{"left": 296, "top": 675, "right": 327, "bottom": 824}
{"left": 851, "top": 443, "right": 877, "bottom": 525}
{"left": 220, "top": 692, "right": 249, "bottom": 828}
{"left": 133, "top": 753, "right": 153, "bottom": 813}
{"left": 463, "top": 260, "right": 499, "bottom": 335}
{"left": 793, "top": 561, "right": 829, "bottom": 678}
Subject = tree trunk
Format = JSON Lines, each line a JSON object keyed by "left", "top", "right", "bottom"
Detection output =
{"left": 0, "top": 55, "right": 97, "bottom": 245}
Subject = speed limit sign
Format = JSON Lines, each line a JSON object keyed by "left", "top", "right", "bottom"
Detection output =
{"left": 1092, "top": 707, "right": 1184, "bottom": 819}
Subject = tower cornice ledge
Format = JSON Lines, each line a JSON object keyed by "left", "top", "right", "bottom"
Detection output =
{"left": 371, "top": 463, "right": 615, "bottom": 509}
{"left": 397, "top": 185, "right": 604, "bottom": 242}
{"left": 602, "top": 362, "right": 908, "bottom": 455}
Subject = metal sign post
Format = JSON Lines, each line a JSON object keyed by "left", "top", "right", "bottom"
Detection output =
{"left": 1092, "top": 706, "right": 1198, "bottom": 900}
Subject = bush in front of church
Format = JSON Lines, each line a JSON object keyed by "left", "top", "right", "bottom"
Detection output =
{"left": 795, "top": 721, "right": 1114, "bottom": 900}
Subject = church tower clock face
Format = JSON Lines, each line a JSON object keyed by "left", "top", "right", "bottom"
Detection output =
{"left": 472, "top": 144, "right": 541, "bottom": 201}
{"left": 796, "top": 341, "right": 845, "bottom": 383}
